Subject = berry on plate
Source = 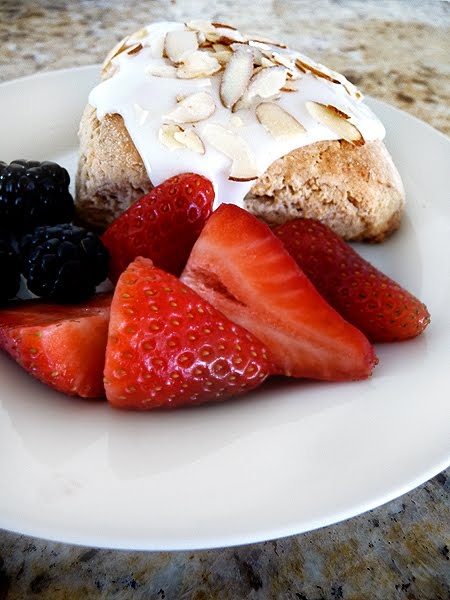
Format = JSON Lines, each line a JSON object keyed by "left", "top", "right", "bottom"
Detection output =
{"left": 0, "top": 293, "right": 112, "bottom": 397}
{"left": 274, "top": 218, "right": 431, "bottom": 342}
{"left": 21, "top": 223, "right": 109, "bottom": 302}
{"left": 0, "top": 159, "right": 74, "bottom": 233}
{"left": 181, "top": 204, "right": 377, "bottom": 381}
{"left": 0, "top": 233, "right": 21, "bottom": 303}
{"left": 101, "top": 173, "right": 214, "bottom": 282}
{"left": 104, "top": 257, "right": 275, "bottom": 409}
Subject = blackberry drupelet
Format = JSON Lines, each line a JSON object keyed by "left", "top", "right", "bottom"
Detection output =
{"left": 0, "top": 233, "right": 21, "bottom": 303}
{"left": 0, "top": 159, "right": 75, "bottom": 233}
{"left": 21, "top": 224, "right": 109, "bottom": 302}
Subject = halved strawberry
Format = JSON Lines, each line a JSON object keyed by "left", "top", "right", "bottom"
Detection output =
{"left": 104, "top": 257, "right": 275, "bottom": 409}
{"left": 101, "top": 173, "right": 214, "bottom": 282}
{"left": 181, "top": 204, "right": 377, "bottom": 381}
{"left": 274, "top": 218, "right": 431, "bottom": 342}
{"left": 0, "top": 294, "right": 111, "bottom": 397}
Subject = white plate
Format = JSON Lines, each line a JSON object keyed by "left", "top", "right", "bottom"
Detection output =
{"left": 0, "top": 66, "right": 449, "bottom": 551}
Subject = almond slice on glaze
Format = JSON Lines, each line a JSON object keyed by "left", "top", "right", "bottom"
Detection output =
{"left": 173, "top": 129, "right": 205, "bottom": 154}
{"left": 220, "top": 45, "right": 254, "bottom": 108}
{"left": 295, "top": 57, "right": 340, "bottom": 84}
{"left": 164, "top": 30, "right": 199, "bottom": 63}
{"left": 247, "top": 36, "right": 288, "bottom": 49}
{"left": 202, "top": 123, "right": 259, "bottom": 181}
{"left": 235, "top": 65, "right": 287, "bottom": 110}
{"left": 177, "top": 50, "right": 221, "bottom": 78}
{"left": 306, "top": 101, "right": 365, "bottom": 145}
{"left": 102, "top": 35, "right": 130, "bottom": 71}
{"left": 281, "top": 79, "right": 298, "bottom": 92}
{"left": 145, "top": 64, "right": 178, "bottom": 78}
{"left": 205, "top": 26, "right": 245, "bottom": 45}
{"left": 164, "top": 91, "right": 216, "bottom": 123}
{"left": 211, "top": 22, "right": 239, "bottom": 30}
{"left": 127, "top": 43, "right": 143, "bottom": 56}
{"left": 185, "top": 20, "right": 217, "bottom": 34}
{"left": 212, "top": 48, "right": 234, "bottom": 66}
{"left": 158, "top": 124, "right": 185, "bottom": 150}
{"left": 256, "top": 102, "right": 306, "bottom": 140}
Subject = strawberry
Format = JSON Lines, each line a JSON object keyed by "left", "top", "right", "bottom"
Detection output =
{"left": 274, "top": 218, "right": 431, "bottom": 342}
{"left": 101, "top": 173, "right": 214, "bottom": 282}
{"left": 181, "top": 204, "right": 377, "bottom": 381}
{"left": 0, "top": 293, "right": 111, "bottom": 397}
{"left": 103, "top": 257, "right": 275, "bottom": 409}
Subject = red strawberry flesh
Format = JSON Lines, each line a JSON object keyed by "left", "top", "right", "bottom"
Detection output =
{"left": 0, "top": 293, "right": 111, "bottom": 397}
{"left": 274, "top": 218, "right": 431, "bottom": 342}
{"left": 181, "top": 204, "right": 377, "bottom": 381}
{"left": 104, "top": 257, "right": 275, "bottom": 409}
{"left": 101, "top": 173, "right": 214, "bottom": 282}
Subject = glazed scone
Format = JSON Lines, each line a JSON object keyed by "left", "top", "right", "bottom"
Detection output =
{"left": 76, "top": 20, "right": 405, "bottom": 240}
{"left": 245, "top": 139, "right": 404, "bottom": 241}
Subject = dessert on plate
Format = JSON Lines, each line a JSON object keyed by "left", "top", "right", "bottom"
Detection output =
{"left": 75, "top": 20, "right": 405, "bottom": 241}
{"left": 0, "top": 21, "right": 431, "bottom": 409}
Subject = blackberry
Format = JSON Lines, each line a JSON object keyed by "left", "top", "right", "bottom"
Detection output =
{"left": 0, "top": 232, "right": 21, "bottom": 303}
{"left": 0, "top": 159, "right": 74, "bottom": 233}
{"left": 21, "top": 224, "right": 109, "bottom": 302}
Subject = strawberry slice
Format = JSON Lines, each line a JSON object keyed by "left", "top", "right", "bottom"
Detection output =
{"left": 274, "top": 218, "right": 431, "bottom": 342}
{"left": 181, "top": 204, "right": 377, "bottom": 381}
{"left": 101, "top": 173, "right": 214, "bottom": 282}
{"left": 0, "top": 294, "right": 111, "bottom": 397}
{"left": 104, "top": 257, "right": 275, "bottom": 409}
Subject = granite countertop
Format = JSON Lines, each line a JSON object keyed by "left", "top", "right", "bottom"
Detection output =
{"left": 0, "top": 1, "right": 449, "bottom": 598}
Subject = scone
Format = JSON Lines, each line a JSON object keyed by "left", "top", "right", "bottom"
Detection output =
{"left": 76, "top": 20, "right": 405, "bottom": 241}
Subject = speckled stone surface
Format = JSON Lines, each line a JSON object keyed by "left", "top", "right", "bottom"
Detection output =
{"left": 1, "top": 1, "right": 449, "bottom": 598}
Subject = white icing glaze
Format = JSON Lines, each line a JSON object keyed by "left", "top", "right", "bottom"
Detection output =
{"left": 89, "top": 21, "right": 385, "bottom": 209}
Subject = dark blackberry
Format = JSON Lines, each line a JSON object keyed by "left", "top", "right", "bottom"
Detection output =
{"left": 0, "top": 159, "right": 74, "bottom": 233}
{"left": 0, "top": 232, "right": 21, "bottom": 303}
{"left": 21, "top": 224, "right": 109, "bottom": 302}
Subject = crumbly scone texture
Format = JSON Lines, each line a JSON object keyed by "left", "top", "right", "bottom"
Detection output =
{"left": 245, "top": 139, "right": 405, "bottom": 242}
{"left": 75, "top": 104, "right": 152, "bottom": 232}
{"left": 75, "top": 106, "right": 405, "bottom": 241}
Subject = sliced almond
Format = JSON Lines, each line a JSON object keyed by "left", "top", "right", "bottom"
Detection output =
{"left": 127, "top": 43, "right": 143, "bottom": 56}
{"left": 164, "top": 30, "right": 199, "bottom": 63}
{"left": 260, "top": 56, "right": 275, "bottom": 68}
{"left": 173, "top": 129, "right": 205, "bottom": 154}
{"left": 164, "top": 91, "right": 216, "bottom": 123}
{"left": 235, "top": 66, "right": 287, "bottom": 110}
{"left": 177, "top": 50, "right": 221, "bottom": 78}
{"left": 185, "top": 20, "right": 216, "bottom": 34}
{"left": 211, "top": 22, "right": 238, "bottom": 30}
{"left": 212, "top": 48, "right": 234, "bottom": 66}
{"left": 213, "top": 43, "right": 230, "bottom": 52}
{"left": 101, "top": 35, "right": 130, "bottom": 71}
{"left": 205, "top": 27, "right": 245, "bottom": 45}
{"left": 256, "top": 102, "right": 306, "bottom": 140}
{"left": 266, "top": 50, "right": 296, "bottom": 70}
{"left": 145, "top": 63, "right": 178, "bottom": 78}
{"left": 159, "top": 124, "right": 185, "bottom": 150}
{"left": 247, "top": 36, "right": 288, "bottom": 49}
{"left": 306, "top": 101, "right": 365, "bottom": 145}
{"left": 281, "top": 79, "right": 298, "bottom": 92}
{"left": 295, "top": 57, "right": 340, "bottom": 84}
{"left": 220, "top": 45, "right": 254, "bottom": 109}
{"left": 202, "top": 123, "right": 259, "bottom": 181}
{"left": 247, "top": 66, "right": 287, "bottom": 99}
